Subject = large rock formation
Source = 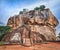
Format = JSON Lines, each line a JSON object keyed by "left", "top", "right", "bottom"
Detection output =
{"left": 2, "top": 8, "right": 59, "bottom": 46}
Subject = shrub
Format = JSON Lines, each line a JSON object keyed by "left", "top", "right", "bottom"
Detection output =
{"left": 0, "top": 26, "right": 11, "bottom": 40}
{"left": 19, "top": 11, "right": 23, "bottom": 14}
{"left": 40, "top": 5, "right": 45, "bottom": 11}
{"left": 58, "top": 33, "right": 60, "bottom": 38}
{"left": 34, "top": 7, "right": 39, "bottom": 10}
{"left": 0, "top": 41, "right": 5, "bottom": 45}
{"left": 23, "top": 9, "right": 27, "bottom": 12}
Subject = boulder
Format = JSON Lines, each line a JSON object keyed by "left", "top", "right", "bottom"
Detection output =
{"left": 2, "top": 8, "right": 59, "bottom": 45}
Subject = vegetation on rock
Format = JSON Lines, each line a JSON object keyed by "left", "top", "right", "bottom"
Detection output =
{"left": 19, "top": 11, "right": 23, "bottom": 14}
{"left": 34, "top": 7, "right": 39, "bottom": 10}
{"left": 34, "top": 5, "right": 45, "bottom": 10}
{"left": 40, "top": 5, "right": 45, "bottom": 10}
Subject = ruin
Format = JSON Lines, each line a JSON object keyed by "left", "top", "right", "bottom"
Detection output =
{"left": 2, "top": 8, "right": 59, "bottom": 46}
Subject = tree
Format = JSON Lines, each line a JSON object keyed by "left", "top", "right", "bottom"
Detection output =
{"left": 23, "top": 9, "right": 27, "bottom": 12}
{"left": 58, "top": 33, "right": 60, "bottom": 38}
{"left": 0, "top": 26, "right": 11, "bottom": 33}
{"left": 40, "top": 5, "right": 45, "bottom": 11}
{"left": 0, "top": 26, "right": 11, "bottom": 40}
{"left": 19, "top": 11, "right": 23, "bottom": 14}
{"left": 34, "top": 7, "right": 39, "bottom": 10}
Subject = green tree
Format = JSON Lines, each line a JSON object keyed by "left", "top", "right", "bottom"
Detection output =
{"left": 58, "top": 33, "right": 60, "bottom": 38}
{"left": 19, "top": 11, "right": 23, "bottom": 14}
{"left": 23, "top": 9, "right": 27, "bottom": 12}
{"left": 0, "top": 26, "right": 11, "bottom": 40}
{"left": 34, "top": 7, "right": 39, "bottom": 10}
{"left": 0, "top": 26, "right": 11, "bottom": 33}
{"left": 40, "top": 5, "right": 45, "bottom": 11}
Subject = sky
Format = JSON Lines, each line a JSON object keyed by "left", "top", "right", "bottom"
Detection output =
{"left": 0, "top": 0, "right": 60, "bottom": 36}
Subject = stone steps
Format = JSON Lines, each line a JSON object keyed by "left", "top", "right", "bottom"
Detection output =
{"left": 23, "top": 38, "right": 32, "bottom": 46}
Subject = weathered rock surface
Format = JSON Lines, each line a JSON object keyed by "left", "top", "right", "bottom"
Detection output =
{"left": 2, "top": 8, "right": 59, "bottom": 46}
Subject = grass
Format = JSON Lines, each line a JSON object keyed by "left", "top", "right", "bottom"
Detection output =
{"left": 0, "top": 41, "right": 5, "bottom": 45}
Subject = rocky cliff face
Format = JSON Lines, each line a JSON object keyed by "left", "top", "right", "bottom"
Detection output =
{"left": 3, "top": 8, "right": 59, "bottom": 44}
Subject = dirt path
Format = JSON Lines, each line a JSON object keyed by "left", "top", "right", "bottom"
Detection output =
{"left": 0, "top": 42, "right": 60, "bottom": 50}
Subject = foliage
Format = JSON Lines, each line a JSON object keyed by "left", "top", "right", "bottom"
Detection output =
{"left": 19, "top": 11, "right": 23, "bottom": 14}
{"left": 0, "top": 41, "right": 5, "bottom": 45}
{"left": 20, "top": 9, "right": 28, "bottom": 14}
{"left": 23, "top": 9, "right": 27, "bottom": 12}
{"left": 0, "top": 32, "right": 5, "bottom": 41}
{"left": 34, "top": 7, "right": 39, "bottom": 10}
{"left": 0, "top": 26, "right": 11, "bottom": 33}
{"left": 34, "top": 5, "right": 45, "bottom": 11}
{"left": 40, "top": 5, "right": 45, "bottom": 11}
{"left": 58, "top": 33, "right": 60, "bottom": 38}
{"left": 0, "top": 26, "right": 11, "bottom": 40}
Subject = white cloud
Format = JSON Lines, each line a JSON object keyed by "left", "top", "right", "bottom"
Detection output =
{"left": 2, "top": 0, "right": 60, "bottom": 17}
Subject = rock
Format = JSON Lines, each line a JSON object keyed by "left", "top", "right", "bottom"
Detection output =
{"left": 29, "top": 25, "right": 56, "bottom": 41}
{"left": 28, "top": 18, "right": 35, "bottom": 25}
{"left": 34, "top": 16, "right": 44, "bottom": 25}
{"left": 2, "top": 8, "right": 59, "bottom": 45}
{"left": 7, "top": 15, "right": 21, "bottom": 32}
{"left": 46, "top": 9, "right": 59, "bottom": 27}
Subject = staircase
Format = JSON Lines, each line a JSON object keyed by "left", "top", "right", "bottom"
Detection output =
{"left": 23, "top": 38, "right": 32, "bottom": 46}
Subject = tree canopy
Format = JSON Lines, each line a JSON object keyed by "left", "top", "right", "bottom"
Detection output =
{"left": 34, "top": 5, "right": 45, "bottom": 11}
{"left": 0, "top": 26, "right": 11, "bottom": 33}
{"left": 23, "top": 9, "right": 28, "bottom": 12}
{"left": 0, "top": 26, "right": 11, "bottom": 40}
{"left": 19, "top": 11, "right": 23, "bottom": 14}
{"left": 58, "top": 33, "right": 60, "bottom": 38}
{"left": 40, "top": 5, "right": 45, "bottom": 11}
{"left": 34, "top": 7, "right": 39, "bottom": 10}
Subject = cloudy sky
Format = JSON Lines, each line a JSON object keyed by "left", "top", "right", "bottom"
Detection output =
{"left": 0, "top": 0, "right": 60, "bottom": 36}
